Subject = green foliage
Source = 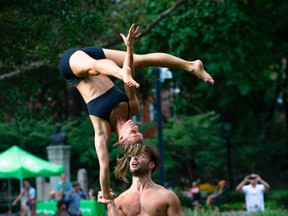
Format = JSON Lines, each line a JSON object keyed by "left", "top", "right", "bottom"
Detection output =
{"left": 268, "top": 190, "right": 288, "bottom": 209}
{"left": 221, "top": 191, "right": 244, "bottom": 203}
{"left": 183, "top": 209, "right": 288, "bottom": 216}
{"left": 0, "top": 74, "right": 40, "bottom": 121}
{"left": 145, "top": 111, "right": 225, "bottom": 184}
{"left": 0, "top": 0, "right": 288, "bottom": 192}
{"left": 0, "top": 118, "right": 53, "bottom": 160}
{"left": 0, "top": 0, "right": 108, "bottom": 66}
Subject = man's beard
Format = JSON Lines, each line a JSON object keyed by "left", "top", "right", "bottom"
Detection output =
{"left": 130, "top": 163, "right": 149, "bottom": 177}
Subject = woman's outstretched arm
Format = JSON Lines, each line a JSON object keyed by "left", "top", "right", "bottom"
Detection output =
{"left": 90, "top": 116, "right": 115, "bottom": 200}
{"left": 120, "top": 24, "right": 141, "bottom": 115}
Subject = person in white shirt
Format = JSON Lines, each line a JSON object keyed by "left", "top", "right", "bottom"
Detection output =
{"left": 236, "top": 173, "right": 270, "bottom": 212}
{"left": 12, "top": 180, "right": 36, "bottom": 216}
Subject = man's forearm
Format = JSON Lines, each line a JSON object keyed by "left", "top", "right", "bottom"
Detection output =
{"left": 236, "top": 179, "right": 246, "bottom": 192}
{"left": 259, "top": 178, "right": 270, "bottom": 190}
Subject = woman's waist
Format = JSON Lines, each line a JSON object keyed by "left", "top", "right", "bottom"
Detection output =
{"left": 77, "top": 80, "right": 114, "bottom": 103}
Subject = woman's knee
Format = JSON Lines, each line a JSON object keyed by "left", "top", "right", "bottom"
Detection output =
{"left": 134, "top": 54, "right": 148, "bottom": 69}
{"left": 70, "top": 51, "right": 95, "bottom": 76}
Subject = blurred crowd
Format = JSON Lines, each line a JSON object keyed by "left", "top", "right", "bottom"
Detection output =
{"left": 165, "top": 173, "right": 270, "bottom": 213}
{"left": 48, "top": 174, "right": 99, "bottom": 216}
{"left": 7, "top": 173, "right": 271, "bottom": 215}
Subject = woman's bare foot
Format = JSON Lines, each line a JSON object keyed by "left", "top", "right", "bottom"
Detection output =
{"left": 190, "top": 60, "right": 214, "bottom": 85}
{"left": 121, "top": 66, "right": 140, "bottom": 88}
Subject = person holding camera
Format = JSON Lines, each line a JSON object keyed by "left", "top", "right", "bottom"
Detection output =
{"left": 236, "top": 173, "right": 270, "bottom": 212}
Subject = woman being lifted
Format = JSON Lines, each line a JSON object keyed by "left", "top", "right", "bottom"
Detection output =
{"left": 59, "top": 23, "right": 214, "bottom": 200}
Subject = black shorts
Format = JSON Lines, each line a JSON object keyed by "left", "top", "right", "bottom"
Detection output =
{"left": 87, "top": 85, "right": 130, "bottom": 123}
{"left": 59, "top": 47, "right": 106, "bottom": 86}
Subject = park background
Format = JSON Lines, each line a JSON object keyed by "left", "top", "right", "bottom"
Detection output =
{"left": 0, "top": 0, "right": 287, "bottom": 215}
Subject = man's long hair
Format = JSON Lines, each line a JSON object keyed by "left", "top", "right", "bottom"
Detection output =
{"left": 113, "top": 142, "right": 145, "bottom": 182}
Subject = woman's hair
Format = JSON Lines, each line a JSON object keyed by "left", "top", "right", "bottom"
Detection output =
{"left": 113, "top": 142, "right": 145, "bottom": 182}
{"left": 114, "top": 144, "right": 161, "bottom": 182}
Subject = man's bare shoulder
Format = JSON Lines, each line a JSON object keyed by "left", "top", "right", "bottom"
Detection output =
{"left": 155, "top": 185, "right": 180, "bottom": 201}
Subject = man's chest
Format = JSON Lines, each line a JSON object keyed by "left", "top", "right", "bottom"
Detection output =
{"left": 119, "top": 192, "right": 167, "bottom": 216}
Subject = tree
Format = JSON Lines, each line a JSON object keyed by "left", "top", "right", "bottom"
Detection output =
{"left": 0, "top": 0, "right": 288, "bottom": 189}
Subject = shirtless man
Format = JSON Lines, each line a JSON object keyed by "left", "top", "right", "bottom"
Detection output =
{"left": 98, "top": 145, "right": 182, "bottom": 216}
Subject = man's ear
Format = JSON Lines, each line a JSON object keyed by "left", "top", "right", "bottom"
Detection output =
{"left": 149, "top": 162, "right": 155, "bottom": 170}
{"left": 119, "top": 136, "right": 124, "bottom": 143}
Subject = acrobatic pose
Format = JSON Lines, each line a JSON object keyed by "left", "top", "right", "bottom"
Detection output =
{"left": 59, "top": 23, "right": 214, "bottom": 200}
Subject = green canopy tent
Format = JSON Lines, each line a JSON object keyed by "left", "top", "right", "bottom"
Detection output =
{"left": 0, "top": 145, "right": 65, "bottom": 212}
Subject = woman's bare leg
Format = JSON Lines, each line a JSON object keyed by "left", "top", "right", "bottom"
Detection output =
{"left": 69, "top": 50, "right": 139, "bottom": 87}
{"left": 103, "top": 49, "right": 214, "bottom": 85}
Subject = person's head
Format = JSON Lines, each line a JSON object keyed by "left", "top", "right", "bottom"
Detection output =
{"left": 57, "top": 200, "right": 67, "bottom": 211}
{"left": 129, "top": 145, "right": 160, "bottom": 177}
{"left": 192, "top": 181, "right": 198, "bottom": 187}
{"left": 60, "top": 173, "right": 66, "bottom": 181}
{"left": 218, "top": 180, "right": 226, "bottom": 188}
{"left": 114, "top": 120, "right": 145, "bottom": 182}
{"left": 248, "top": 174, "right": 258, "bottom": 186}
{"left": 72, "top": 181, "right": 81, "bottom": 191}
{"left": 49, "top": 190, "right": 56, "bottom": 198}
{"left": 118, "top": 120, "right": 144, "bottom": 148}
{"left": 23, "top": 180, "right": 31, "bottom": 189}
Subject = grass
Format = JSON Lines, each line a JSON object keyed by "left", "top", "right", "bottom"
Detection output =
{"left": 183, "top": 208, "right": 288, "bottom": 216}
{"left": 180, "top": 189, "right": 288, "bottom": 216}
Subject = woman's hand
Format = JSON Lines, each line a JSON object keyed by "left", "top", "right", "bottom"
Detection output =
{"left": 98, "top": 190, "right": 117, "bottom": 204}
{"left": 120, "top": 23, "right": 141, "bottom": 48}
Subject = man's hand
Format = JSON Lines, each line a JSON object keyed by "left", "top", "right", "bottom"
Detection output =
{"left": 249, "top": 173, "right": 260, "bottom": 181}
{"left": 244, "top": 175, "right": 250, "bottom": 182}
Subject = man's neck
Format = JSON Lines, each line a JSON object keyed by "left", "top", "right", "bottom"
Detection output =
{"left": 130, "top": 175, "right": 155, "bottom": 192}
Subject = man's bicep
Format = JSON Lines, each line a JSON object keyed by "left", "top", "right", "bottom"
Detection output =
{"left": 167, "top": 192, "right": 182, "bottom": 216}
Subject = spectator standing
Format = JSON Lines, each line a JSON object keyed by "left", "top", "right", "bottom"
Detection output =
{"left": 64, "top": 182, "right": 88, "bottom": 216}
{"left": 236, "top": 173, "right": 270, "bottom": 212}
{"left": 206, "top": 180, "right": 226, "bottom": 206}
{"left": 48, "top": 190, "right": 57, "bottom": 201}
{"left": 56, "top": 174, "right": 71, "bottom": 201}
{"left": 12, "top": 180, "right": 36, "bottom": 216}
{"left": 88, "top": 188, "right": 98, "bottom": 200}
{"left": 190, "top": 181, "right": 201, "bottom": 205}
{"left": 54, "top": 200, "right": 69, "bottom": 216}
